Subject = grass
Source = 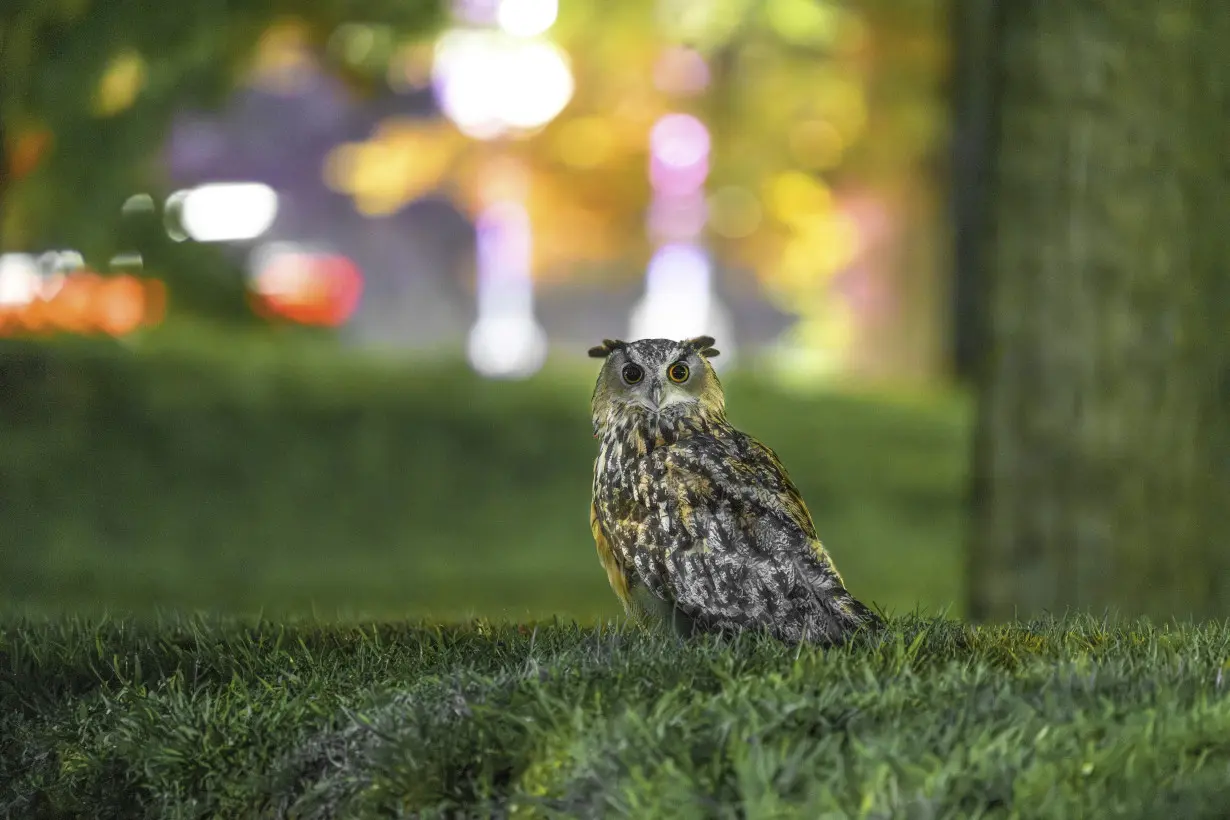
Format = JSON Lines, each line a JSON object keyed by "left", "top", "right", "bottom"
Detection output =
{"left": 4, "top": 613, "right": 1230, "bottom": 818}
{"left": 4, "top": 336, "right": 1230, "bottom": 815}
{"left": 0, "top": 333, "right": 969, "bottom": 622}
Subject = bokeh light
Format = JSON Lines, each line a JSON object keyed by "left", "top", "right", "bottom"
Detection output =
{"left": 175, "top": 183, "right": 279, "bottom": 243}
{"left": 38, "top": 250, "right": 86, "bottom": 275}
{"left": 496, "top": 0, "right": 559, "bottom": 37}
{"left": 649, "top": 115, "right": 711, "bottom": 198}
{"left": 94, "top": 51, "right": 147, "bottom": 116}
{"left": 328, "top": 23, "right": 395, "bottom": 69}
{"left": 324, "top": 120, "right": 458, "bottom": 216}
{"left": 109, "top": 252, "right": 144, "bottom": 272}
{"left": 451, "top": 0, "right": 500, "bottom": 27}
{"left": 250, "top": 21, "right": 316, "bottom": 95}
{"left": 0, "top": 254, "right": 41, "bottom": 307}
{"left": 652, "top": 47, "right": 710, "bottom": 96}
{"left": 0, "top": 253, "right": 165, "bottom": 338}
{"left": 387, "top": 42, "right": 435, "bottom": 92}
{"left": 630, "top": 242, "right": 718, "bottom": 344}
{"left": 467, "top": 198, "right": 548, "bottom": 379}
{"left": 433, "top": 30, "right": 574, "bottom": 139}
{"left": 467, "top": 313, "right": 548, "bottom": 379}
{"left": 647, "top": 190, "right": 707, "bottom": 242}
{"left": 650, "top": 113, "right": 710, "bottom": 173}
{"left": 765, "top": 171, "right": 832, "bottom": 224}
{"left": 250, "top": 243, "right": 364, "bottom": 327}
{"left": 8, "top": 127, "right": 52, "bottom": 180}
{"left": 121, "top": 193, "right": 156, "bottom": 217}
{"left": 765, "top": 0, "right": 840, "bottom": 47}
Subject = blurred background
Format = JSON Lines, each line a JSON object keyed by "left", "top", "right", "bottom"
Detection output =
{"left": 1, "top": 0, "right": 982, "bottom": 622}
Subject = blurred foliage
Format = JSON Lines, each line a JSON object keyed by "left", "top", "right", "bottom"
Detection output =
{"left": 3, "top": 0, "right": 947, "bottom": 342}
{"left": 469, "top": 0, "right": 947, "bottom": 286}
{"left": 322, "top": 0, "right": 949, "bottom": 374}
{"left": 0, "top": 0, "right": 444, "bottom": 320}
{"left": 0, "top": 332, "right": 968, "bottom": 620}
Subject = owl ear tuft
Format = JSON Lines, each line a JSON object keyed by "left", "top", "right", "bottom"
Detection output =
{"left": 685, "top": 335, "right": 720, "bottom": 358}
{"left": 588, "top": 339, "right": 626, "bottom": 359}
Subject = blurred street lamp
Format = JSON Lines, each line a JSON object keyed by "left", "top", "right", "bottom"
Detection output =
{"left": 631, "top": 44, "right": 733, "bottom": 363}
{"left": 165, "top": 182, "right": 280, "bottom": 243}
{"left": 468, "top": 187, "right": 547, "bottom": 378}
{"left": 432, "top": 0, "right": 573, "bottom": 379}
{"left": 433, "top": 30, "right": 572, "bottom": 141}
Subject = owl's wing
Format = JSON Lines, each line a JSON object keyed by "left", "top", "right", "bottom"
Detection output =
{"left": 632, "top": 431, "right": 879, "bottom": 643}
{"left": 591, "top": 500, "right": 632, "bottom": 610}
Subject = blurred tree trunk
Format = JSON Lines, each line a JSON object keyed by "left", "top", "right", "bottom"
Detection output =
{"left": 0, "top": 118, "right": 9, "bottom": 249}
{"left": 947, "top": 0, "right": 999, "bottom": 382}
{"left": 967, "top": 2, "right": 1230, "bottom": 620}
{"left": 0, "top": 22, "right": 9, "bottom": 251}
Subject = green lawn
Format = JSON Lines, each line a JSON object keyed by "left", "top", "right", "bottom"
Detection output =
{"left": 4, "top": 338, "right": 1230, "bottom": 816}
{"left": 4, "top": 614, "right": 1230, "bottom": 817}
{"left": 0, "top": 334, "right": 969, "bottom": 622}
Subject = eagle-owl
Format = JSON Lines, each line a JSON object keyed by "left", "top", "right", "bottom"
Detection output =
{"left": 588, "top": 335, "right": 880, "bottom": 644}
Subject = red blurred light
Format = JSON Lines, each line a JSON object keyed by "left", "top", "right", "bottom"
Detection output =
{"left": 251, "top": 252, "right": 363, "bottom": 327}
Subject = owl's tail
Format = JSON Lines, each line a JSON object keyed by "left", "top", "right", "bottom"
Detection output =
{"left": 824, "top": 589, "right": 884, "bottom": 643}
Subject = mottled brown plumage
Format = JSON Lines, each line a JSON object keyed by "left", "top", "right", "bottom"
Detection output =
{"left": 589, "top": 336, "right": 880, "bottom": 644}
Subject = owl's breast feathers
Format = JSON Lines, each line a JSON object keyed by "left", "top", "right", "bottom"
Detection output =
{"left": 592, "top": 413, "right": 880, "bottom": 643}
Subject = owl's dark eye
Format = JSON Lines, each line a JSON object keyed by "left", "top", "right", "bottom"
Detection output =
{"left": 621, "top": 363, "right": 644, "bottom": 384}
{"left": 668, "top": 362, "right": 691, "bottom": 383}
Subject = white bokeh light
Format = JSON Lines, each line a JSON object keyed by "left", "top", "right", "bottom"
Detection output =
{"left": 467, "top": 313, "right": 548, "bottom": 379}
{"left": 178, "top": 182, "right": 279, "bottom": 243}
{"left": 465, "top": 199, "right": 549, "bottom": 379}
{"left": 433, "top": 30, "right": 573, "bottom": 139}
{"left": 496, "top": 0, "right": 558, "bottom": 37}
{"left": 121, "top": 193, "right": 156, "bottom": 216}
{"left": 36, "top": 250, "right": 85, "bottom": 274}
{"left": 434, "top": 19, "right": 568, "bottom": 380}
{"left": 630, "top": 243, "right": 734, "bottom": 365}
{"left": 0, "top": 254, "right": 41, "bottom": 307}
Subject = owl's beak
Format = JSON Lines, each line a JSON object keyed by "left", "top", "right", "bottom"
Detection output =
{"left": 647, "top": 381, "right": 664, "bottom": 409}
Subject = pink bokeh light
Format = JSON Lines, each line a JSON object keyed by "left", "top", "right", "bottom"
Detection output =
{"left": 652, "top": 47, "right": 711, "bottom": 96}
{"left": 650, "top": 113, "right": 710, "bottom": 168}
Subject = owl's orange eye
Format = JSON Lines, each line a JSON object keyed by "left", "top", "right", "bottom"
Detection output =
{"left": 668, "top": 362, "right": 690, "bottom": 383}
{"left": 621, "top": 363, "right": 644, "bottom": 384}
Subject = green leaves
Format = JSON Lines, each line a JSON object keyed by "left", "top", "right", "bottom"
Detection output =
{"left": 0, "top": 0, "right": 442, "bottom": 261}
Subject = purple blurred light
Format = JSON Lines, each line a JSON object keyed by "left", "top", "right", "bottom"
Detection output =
{"left": 451, "top": 0, "right": 500, "bottom": 25}
{"left": 650, "top": 154, "right": 709, "bottom": 196}
{"left": 645, "top": 242, "right": 710, "bottom": 297}
{"left": 475, "top": 200, "right": 532, "bottom": 316}
{"left": 650, "top": 113, "right": 710, "bottom": 168}
{"left": 648, "top": 113, "right": 710, "bottom": 195}
{"left": 652, "top": 48, "right": 710, "bottom": 96}
{"left": 165, "top": 117, "right": 227, "bottom": 177}
{"left": 647, "top": 191, "right": 708, "bottom": 242}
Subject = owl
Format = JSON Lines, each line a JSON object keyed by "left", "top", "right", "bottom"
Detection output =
{"left": 588, "top": 335, "right": 881, "bottom": 644}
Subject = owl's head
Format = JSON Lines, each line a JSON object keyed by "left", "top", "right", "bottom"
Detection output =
{"left": 588, "top": 336, "right": 724, "bottom": 435}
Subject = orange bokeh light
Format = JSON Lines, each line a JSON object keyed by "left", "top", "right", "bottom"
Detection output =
{"left": 8, "top": 128, "right": 53, "bottom": 180}
{"left": 250, "top": 252, "right": 363, "bottom": 327}
{"left": 0, "top": 269, "right": 166, "bottom": 338}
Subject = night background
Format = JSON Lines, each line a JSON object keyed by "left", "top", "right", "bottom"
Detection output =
{"left": 1, "top": 0, "right": 1228, "bottom": 815}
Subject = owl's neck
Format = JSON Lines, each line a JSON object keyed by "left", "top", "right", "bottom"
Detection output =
{"left": 596, "top": 403, "right": 729, "bottom": 455}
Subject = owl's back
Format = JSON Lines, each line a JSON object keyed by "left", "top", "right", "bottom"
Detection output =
{"left": 592, "top": 417, "right": 879, "bottom": 643}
